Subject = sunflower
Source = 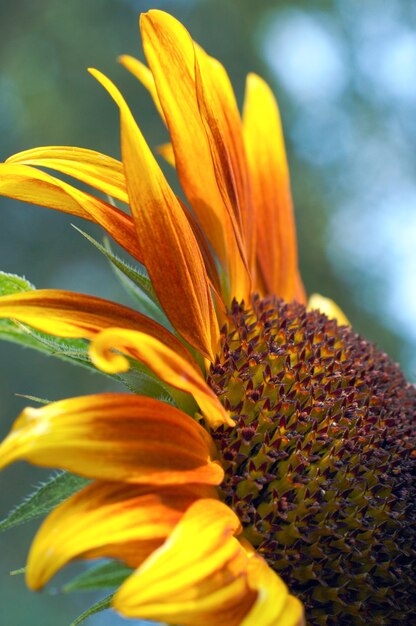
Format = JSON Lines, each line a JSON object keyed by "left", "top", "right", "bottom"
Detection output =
{"left": 0, "top": 10, "right": 414, "bottom": 626}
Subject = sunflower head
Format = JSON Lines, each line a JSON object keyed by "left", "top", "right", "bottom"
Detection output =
{"left": 207, "top": 295, "right": 415, "bottom": 624}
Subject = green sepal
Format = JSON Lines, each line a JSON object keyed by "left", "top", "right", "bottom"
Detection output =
{"left": 70, "top": 593, "right": 114, "bottom": 626}
{"left": 73, "top": 226, "right": 172, "bottom": 329}
{"left": 63, "top": 560, "right": 133, "bottom": 593}
{"left": 0, "top": 471, "right": 90, "bottom": 533}
{"left": 0, "top": 271, "right": 34, "bottom": 295}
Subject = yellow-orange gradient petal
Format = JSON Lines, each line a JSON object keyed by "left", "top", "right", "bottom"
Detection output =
{"left": 27, "top": 481, "right": 216, "bottom": 590}
{"left": 6, "top": 146, "right": 128, "bottom": 203}
{"left": 0, "top": 289, "right": 198, "bottom": 367}
{"left": 89, "top": 68, "right": 219, "bottom": 359}
{"left": 140, "top": 11, "right": 250, "bottom": 303}
{"left": 307, "top": 293, "right": 350, "bottom": 326}
{"left": 113, "top": 498, "right": 256, "bottom": 626}
{"left": 243, "top": 73, "right": 304, "bottom": 303}
{"left": 241, "top": 552, "right": 305, "bottom": 626}
{"left": 90, "top": 328, "right": 234, "bottom": 428}
{"left": 0, "top": 393, "right": 224, "bottom": 485}
{"left": 0, "top": 163, "right": 141, "bottom": 261}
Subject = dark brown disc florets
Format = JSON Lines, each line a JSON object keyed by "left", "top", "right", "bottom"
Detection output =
{"left": 207, "top": 295, "right": 415, "bottom": 626}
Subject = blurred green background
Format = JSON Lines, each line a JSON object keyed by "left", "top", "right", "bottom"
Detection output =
{"left": 0, "top": 0, "right": 415, "bottom": 624}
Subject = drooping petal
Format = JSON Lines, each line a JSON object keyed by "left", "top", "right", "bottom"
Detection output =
{"left": 89, "top": 328, "right": 234, "bottom": 428}
{"left": 243, "top": 73, "right": 304, "bottom": 303}
{"left": 0, "top": 394, "right": 224, "bottom": 485}
{"left": 140, "top": 11, "right": 250, "bottom": 302}
{"left": 307, "top": 293, "right": 350, "bottom": 326}
{"left": 89, "top": 68, "right": 219, "bottom": 359}
{"left": 27, "top": 481, "right": 215, "bottom": 590}
{"left": 0, "top": 163, "right": 141, "bottom": 261}
{"left": 113, "top": 498, "right": 256, "bottom": 626}
{"left": 6, "top": 146, "right": 128, "bottom": 203}
{"left": 241, "top": 551, "right": 305, "bottom": 626}
{"left": 0, "top": 289, "right": 198, "bottom": 367}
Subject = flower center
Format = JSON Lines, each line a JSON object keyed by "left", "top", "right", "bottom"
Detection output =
{"left": 207, "top": 295, "right": 415, "bottom": 625}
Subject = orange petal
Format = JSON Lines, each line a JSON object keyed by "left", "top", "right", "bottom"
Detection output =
{"left": 27, "top": 481, "right": 215, "bottom": 590}
{"left": 0, "top": 393, "right": 224, "bottom": 485}
{"left": 0, "top": 289, "right": 198, "bottom": 367}
{"left": 6, "top": 146, "right": 128, "bottom": 203}
{"left": 140, "top": 11, "right": 250, "bottom": 302}
{"left": 243, "top": 73, "right": 305, "bottom": 302}
{"left": 113, "top": 498, "right": 256, "bottom": 626}
{"left": 0, "top": 163, "right": 141, "bottom": 261}
{"left": 156, "top": 142, "right": 175, "bottom": 166}
{"left": 193, "top": 47, "right": 254, "bottom": 269}
{"left": 89, "top": 328, "right": 234, "bottom": 428}
{"left": 89, "top": 68, "right": 219, "bottom": 359}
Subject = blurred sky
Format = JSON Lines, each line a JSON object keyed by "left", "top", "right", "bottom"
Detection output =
{"left": 0, "top": 1, "right": 415, "bottom": 625}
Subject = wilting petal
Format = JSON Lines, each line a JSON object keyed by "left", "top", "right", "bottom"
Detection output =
{"left": 307, "top": 293, "right": 350, "bottom": 326}
{"left": 0, "top": 163, "right": 141, "bottom": 261}
{"left": 242, "top": 552, "right": 305, "bottom": 626}
{"left": 140, "top": 12, "right": 250, "bottom": 302}
{"left": 0, "top": 393, "right": 224, "bottom": 485}
{"left": 243, "top": 73, "right": 304, "bottom": 303}
{"left": 7, "top": 146, "right": 128, "bottom": 203}
{"left": 113, "top": 498, "right": 256, "bottom": 626}
{"left": 0, "top": 289, "right": 198, "bottom": 367}
{"left": 90, "top": 328, "right": 234, "bottom": 428}
{"left": 90, "top": 68, "right": 219, "bottom": 359}
{"left": 27, "top": 481, "right": 215, "bottom": 590}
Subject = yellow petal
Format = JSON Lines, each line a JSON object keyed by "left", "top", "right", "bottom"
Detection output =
{"left": 118, "top": 54, "right": 166, "bottom": 124}
{"left": 307, "top": 293, "right": 350, "bottom": 326}
{"left": 89, "top": 68, "right": 219, "bottom": 359}
{"left": 242, "top": 553, "right": 305, "bottom": 626}
{"left": 140, "top": 11, "right": 250, "bottom": 302}
{"left": 0, "top": 163, "right": 141, "bottom": 261}
{"left": 113, "top": 498, "right": 256, "bottom": 626}
{"left": 90, "top": 328, "right": 234, "bottom": 428}
{"left": 0, "top": 393, "right": 224, "bottom": 485}
{"left": 243, "top": 73, "right": 304, "bottom": 302}
{"left": 0, "top": 289, "right": 198, "bottom": 367}
{"left": 7, "top": 146, "right": 128, "bottom": 203}
{"left": 27, "top": 481, "right": 215, "bottom": 590}
{"left": 156, "top": 142, "right": 175, "bottom": 166}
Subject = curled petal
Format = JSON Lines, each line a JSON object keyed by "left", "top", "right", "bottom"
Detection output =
{"left": 113, "top": 498, "right": 255, "bottom": 626}
{"left": 243, "top": 73, "right": 303, "bottom": 302}
{"left": 307, "top": 293, "right": 350, "bottom": 326}
{"left": 89, "top": 68, "right": 219, "bottom": 359}
{"left": 90, "top": 328, "right": 234, "bottom": 428}
{"left": 27, "top": 481, "right": 215, "bottom": 590}
{"left": 0, "top": 163, "right": 141, "bottom": 261}
{"left": 0, "top": 289, "right": 198, "bottom": 367}
{"left": 6, "top": 146, "right": 128, "bottom": 203}
{"left": 0, "top": 393, "right": 224, "bottom": 485}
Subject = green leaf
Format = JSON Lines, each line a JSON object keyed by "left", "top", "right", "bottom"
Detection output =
{"left": 73, "top": 226, "right": 171, "bottom": 328}
{"left": 0, "top": 471, "right": 90, "bottom": 533}
{"left": 70, "top": 593, "right": 114, "bottom": 626}
{"left": 63, "top": 560, "right": 133, "bottom": 593}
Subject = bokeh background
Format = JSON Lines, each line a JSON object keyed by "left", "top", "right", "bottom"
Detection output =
{"left": 0, "top": 0, "right": 415, "bottom": 624}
